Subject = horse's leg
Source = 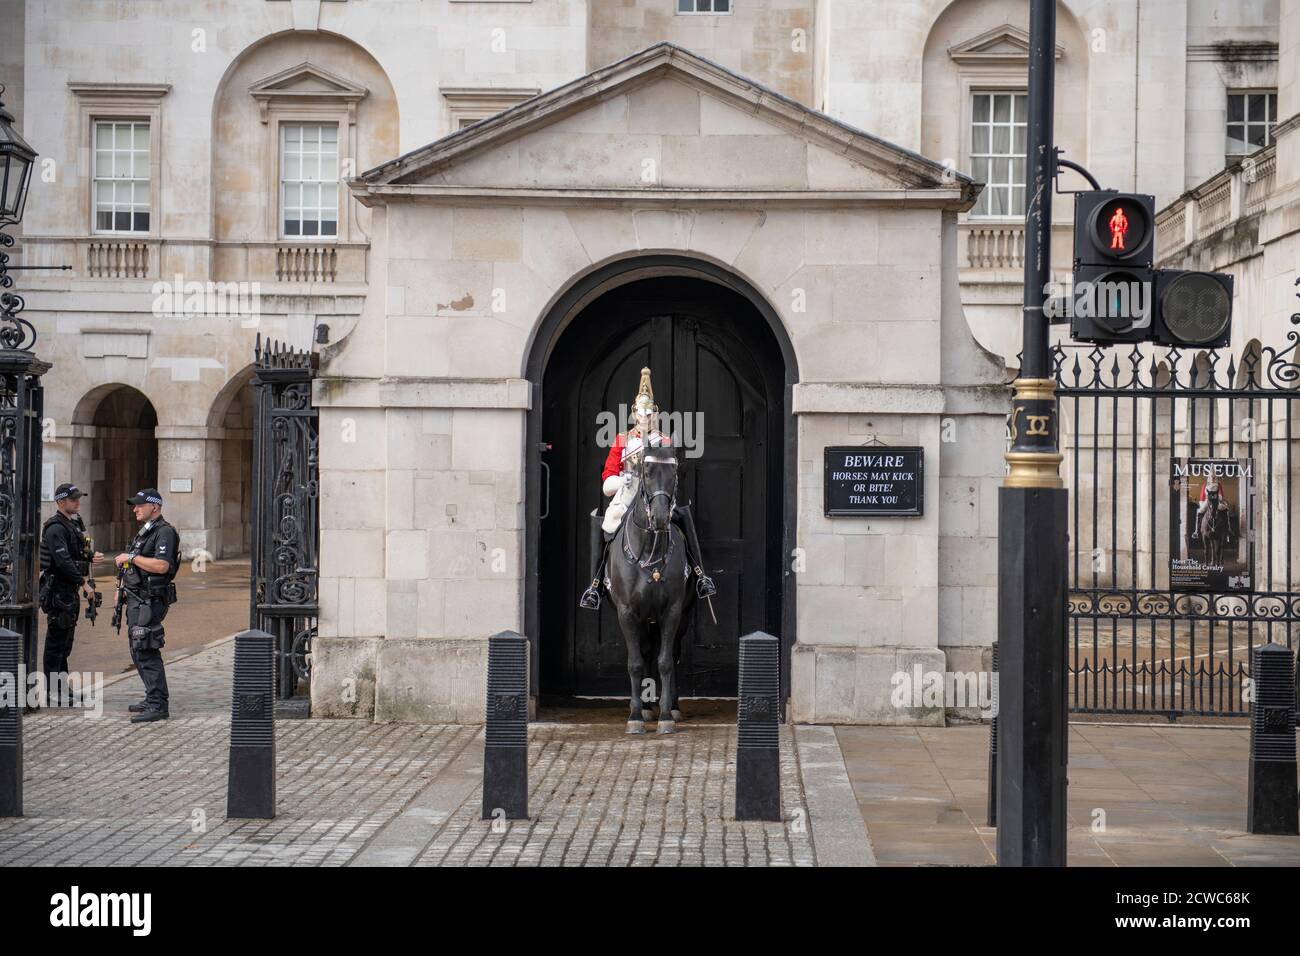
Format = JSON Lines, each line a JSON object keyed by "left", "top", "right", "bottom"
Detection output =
{"left": 655, "top": 603, "right": 685, "bottom": 734}
{"left": 618, "top": 607, "right": 647, "bottom": 734}
{"left": 670, "top": 611, "right": 688, "bottom": 722}
{"left": 641, "top": 628, "right": 656, "bottom": 722}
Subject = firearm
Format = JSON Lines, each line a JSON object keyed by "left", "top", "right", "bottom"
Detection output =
{"left": 83, "top": 534, "right": 102, "bottom": 626}
{"left": 109, "top": 554, "right": 129, "bottom": 634}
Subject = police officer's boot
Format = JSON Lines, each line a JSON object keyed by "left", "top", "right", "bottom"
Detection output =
{"left": 579, "top": 511, "right": 607, "bottom": 611}
{"left": 675, "top": 504, "right": 717, "bottom": 598}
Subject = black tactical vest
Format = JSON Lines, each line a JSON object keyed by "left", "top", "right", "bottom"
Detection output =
{"left": 39, "top": 512, "right": 89, "bottom": 579}
{"left": 123, "top": 517, "right": 180, "bottom": 595}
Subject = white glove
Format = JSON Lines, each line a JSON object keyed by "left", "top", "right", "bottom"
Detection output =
{"left": 602, "top": 475, "right": 622, "bottom": 497}
{"left": 623, "top": 473, "right": 635, "bottom": 488}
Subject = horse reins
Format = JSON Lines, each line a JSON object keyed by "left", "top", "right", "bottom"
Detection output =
{"left": 621, "top": 451, "right": 679, "bottom": 580}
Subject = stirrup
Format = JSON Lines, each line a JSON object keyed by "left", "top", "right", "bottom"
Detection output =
{"left": 579, "top": 581, "right": 602, "bottom": 610}
{"left": 694, "top": 568, "right": 717, "bottom": 598}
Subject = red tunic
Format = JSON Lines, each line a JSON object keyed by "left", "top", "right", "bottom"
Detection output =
{"left": 601, "top": 430, "right": 671, "bottom": 483}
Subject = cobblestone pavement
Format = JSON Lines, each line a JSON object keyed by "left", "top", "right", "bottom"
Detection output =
{"left": 409, "top": 724, "right": 813, "bottom": 867}
{"left": 3, "top": 643, "right": 819, "bottom": 867}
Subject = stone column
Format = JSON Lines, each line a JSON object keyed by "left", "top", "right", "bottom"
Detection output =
{"left": 154, "top": 426, "right": 223, "bottom": 560}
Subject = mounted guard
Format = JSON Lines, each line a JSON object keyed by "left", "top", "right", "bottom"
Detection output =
{"left": 579, "top": 367, "right": 717, "bottom": 612}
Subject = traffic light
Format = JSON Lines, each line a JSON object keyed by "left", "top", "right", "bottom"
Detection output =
{"left": 1067, "top": 189, "right": 1234, "bottom": 348}
{"left": 1069, "top": 191, "right": 1156, "bottom": 344}
{"left": 1152, "top": 269, "right": 1233, "bottom": 349}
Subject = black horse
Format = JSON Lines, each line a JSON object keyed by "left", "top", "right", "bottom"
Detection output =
{"left": 1197, "top": 485, "right": 1231, "bottom": 567}
{"left": 606, "top": 444, "right": 695, "bottom": 734}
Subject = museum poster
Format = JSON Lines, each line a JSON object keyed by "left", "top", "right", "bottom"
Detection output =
{"left": 1168, "top": 457, "right": 1253, "bottom": 593}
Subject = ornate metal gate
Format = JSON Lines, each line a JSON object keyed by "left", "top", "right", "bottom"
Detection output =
{"left": 0, "top": 347, "right": 47, "bottom": 686}
{"left": 250, "top": 336, "right": 319, "bottom": 701}
{"left": 1058, "top": 313, "right": 1300, "bottom": 719}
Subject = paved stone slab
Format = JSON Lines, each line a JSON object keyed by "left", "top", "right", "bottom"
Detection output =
{"left": 837, "top": 723, "right": 1300, "bottom": 867}
{"left": 793, "top": 724, "right": 875, "bottom": 866}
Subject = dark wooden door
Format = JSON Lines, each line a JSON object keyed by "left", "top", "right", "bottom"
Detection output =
{"left": 540, "top": 278, "right": 783, "bottom": 699}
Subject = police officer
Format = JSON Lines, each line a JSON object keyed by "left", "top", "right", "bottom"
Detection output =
{"left": 114, "top": 488, "right": 180, "bottom": 723}
{"left": 38, "top": 483, "right": 103, "bottom": 706}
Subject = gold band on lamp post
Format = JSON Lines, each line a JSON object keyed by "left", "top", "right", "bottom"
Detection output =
{"left": 1004, "top": 377, "right": 1063, "bottom": 489}
{"left": 1004, "top": 451, "right": 1065, "bottom": 488}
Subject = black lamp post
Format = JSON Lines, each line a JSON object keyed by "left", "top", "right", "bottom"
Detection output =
{"left": 0, "top": 85, "right": 54, "bottom": 709}
{"left": 996, "top": 0, "right": 1068, "bottom": 866}
{"left": 0, "top": 85, "right": 41, "bottom": 352}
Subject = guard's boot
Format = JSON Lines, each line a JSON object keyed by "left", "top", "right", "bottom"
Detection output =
{"left": 130, "top": 708, "right": 168, "bottom": 724}
{"left": 579, "top": 512, "right": 607, "bottom": 610}
{"left": 675, "top": 505, "right": 718, "bottom": 598}
{"left": 128, "top": 700, "right": 148, "bottom": 713}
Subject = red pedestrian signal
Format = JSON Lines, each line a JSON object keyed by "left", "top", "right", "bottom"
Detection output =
{"left": 1108, "top": 206, "right": 1129, "bottom": 251}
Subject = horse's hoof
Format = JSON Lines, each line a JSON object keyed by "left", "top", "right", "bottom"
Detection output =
{"left": 657, "top": 720, "right": 676, "bottom": 734}
{"left": 641, "top": 708, "right": 655, "bottom": 722}
{"left": 626, "top": 720, "right": 646, "bottom": 735}
{"left": 671, "top": 709, "right": 682, "bottom": 722}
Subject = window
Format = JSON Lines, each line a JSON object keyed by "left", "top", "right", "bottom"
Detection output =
{"left": 93, "top": 120, "right": 150, "bottom": 233}
{"left": 677, "top": 0, "right": 730, "bottom": 13}
{"left": 969, "top": 91, "right": 1027, "bottom": 217}
{"left": 280, "top": 123, "right": 338, "bottom": 238}
{"left": 1227, "top": 91, "right": 1277, "bottom": 155}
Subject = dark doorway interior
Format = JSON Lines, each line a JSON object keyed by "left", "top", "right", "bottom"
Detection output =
{"left": 539, "top": 276, "right": 786, "bottom": 701}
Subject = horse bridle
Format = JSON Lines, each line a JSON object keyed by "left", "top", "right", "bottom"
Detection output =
{"left": 621, "top": 450, "right": 679, "bottom": 575}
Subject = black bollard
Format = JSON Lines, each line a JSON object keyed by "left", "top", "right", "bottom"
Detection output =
{"left": 736, "top": 631, "right": 781, "bottom": 821}
{"left": 1247, "top": 642, "right": 1298, "bottom": 835}
{"left": 0, "top": 628, "right": 22, "bottom": 817}
{"left": 482, "top": 630, "right": 528, "bottom": 820}
{"left": 226, "top": 628, "right": 276, "bottom": 819}
{"left": 987, "top": 640, "right": 999, "bottom": 827}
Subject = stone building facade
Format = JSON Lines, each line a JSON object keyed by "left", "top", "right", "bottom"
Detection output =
{"left": 5, "top": 0, "right": 1291, "bottom": 722}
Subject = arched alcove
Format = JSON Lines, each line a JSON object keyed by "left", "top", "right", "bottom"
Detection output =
{"left": 209, "top": 31, "right": 400, "bottom": 274}
{"left": 71, "top": 385, "right": 159, "bottom": 551}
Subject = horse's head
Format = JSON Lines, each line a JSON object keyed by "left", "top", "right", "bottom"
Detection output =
{"left": 639, "top": 445, "right": 679, "bottom": 533}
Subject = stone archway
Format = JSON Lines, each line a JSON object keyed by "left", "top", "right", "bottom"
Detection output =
{"left": 71, "top": 385, "right": 159, "bottom": 551}
{"left": 207, "top": 367, "right": 257, "bottom": 559}
{"left": 524, "top": 254, "right": 799, "bottom": 704}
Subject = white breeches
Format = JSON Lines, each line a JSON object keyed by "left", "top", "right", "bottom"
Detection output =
{"left": 602, "top": 476, "right": 640, "bottom": 533}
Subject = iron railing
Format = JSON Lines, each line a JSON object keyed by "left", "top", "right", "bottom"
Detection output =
{"left": 249, "top": 335, "right": 319, "bottom": 700}
{"left": 1056, "top": 308, "right": 1300, "bottom": 718}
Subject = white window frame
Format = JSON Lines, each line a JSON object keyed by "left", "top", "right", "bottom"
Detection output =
{"left": 967, "top": 89, "right": 1028, "bottom": 220}
{"left": 676, "top": 0, "right": 732, "bottom": 14}
{"left": 250, "top": 62, "right": 367, "bottom": 243}
{"left": 68, "top": 83, "right": 169, "bottom": 239}
{"left": 1226, "top": 90, "right": 1278, "bottom": 156}
{"left": 91, "top": 120, "right": 152, "bottom": 235}
{"left": 278, "top": 122, "right": 340, "bottom": 240}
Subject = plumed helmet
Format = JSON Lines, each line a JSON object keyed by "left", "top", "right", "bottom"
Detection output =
{"left": 631, "top": 367, "right": 657, "bottom": 420}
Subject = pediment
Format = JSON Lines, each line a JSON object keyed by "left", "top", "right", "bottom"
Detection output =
{"left": 356, "top": 43, "right": 975, "bottom": 203}
{"left": 249, "top": 62, "right": 368, "bottom": 121}
{"left": 947, "top": 25, "right": 1064, "bottom": 66}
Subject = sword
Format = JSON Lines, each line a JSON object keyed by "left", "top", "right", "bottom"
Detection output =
{"left": 704, "top": 593, "right": 717, "bottom": 626}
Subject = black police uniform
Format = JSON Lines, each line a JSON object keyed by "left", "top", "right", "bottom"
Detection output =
{"left": 123, "top": 514, "right": 180, "bottom": 716}
{"left": 38, "top": 509, "right": 90, "bottom": 703}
